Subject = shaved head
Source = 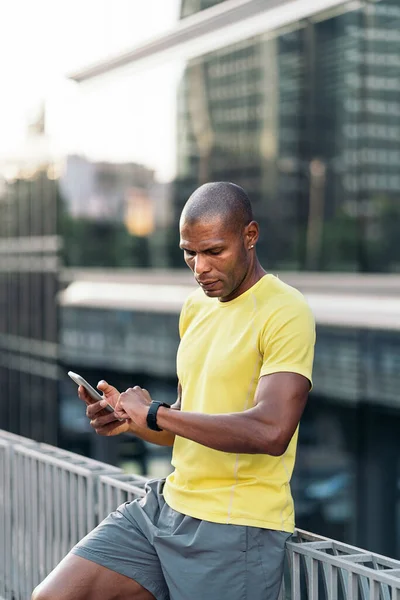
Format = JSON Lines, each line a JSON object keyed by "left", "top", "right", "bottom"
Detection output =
{"left": 179, "top": 181, "right": 261, "bottom": 302}
{"left": 181, "top": 182, "right": 253, "bottom": 231}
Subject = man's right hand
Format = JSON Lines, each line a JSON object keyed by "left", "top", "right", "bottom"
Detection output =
{"left": 78, "top": 380, "right": 130, "bottom": 437}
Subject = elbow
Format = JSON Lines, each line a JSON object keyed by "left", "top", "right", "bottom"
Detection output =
{"left": 261, "top": 431, "right": 289, "bottom": 456}
{"left": 265, "top": 442, "right": 288, "bottom": 456}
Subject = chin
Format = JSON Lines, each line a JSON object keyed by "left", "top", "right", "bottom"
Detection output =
{"left": 202, "top": 289, "right": 220, "bottom": 297}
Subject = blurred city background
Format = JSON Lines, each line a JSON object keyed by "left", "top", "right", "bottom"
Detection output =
{"left": 0, "top": 0, "right": 400, "bottom": 561}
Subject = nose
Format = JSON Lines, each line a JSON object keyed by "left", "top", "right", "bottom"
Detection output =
{"left": 194, "top": 254, "right": 211, "bottom": 277}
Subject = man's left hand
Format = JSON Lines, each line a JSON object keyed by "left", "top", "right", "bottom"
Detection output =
{"left": 113, "top": 387, "right": 152, "bottom": 427}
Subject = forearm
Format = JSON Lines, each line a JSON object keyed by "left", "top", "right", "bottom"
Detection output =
{"left": 156, "top": 407, "right": 284, "bottom": 455}
{"left": 128, "top": 420, "right": 175, "bottom": 446}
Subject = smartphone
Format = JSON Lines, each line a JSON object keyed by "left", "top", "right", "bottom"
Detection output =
{"left": 68, "top": 371, "right": 115, "bottom": 414}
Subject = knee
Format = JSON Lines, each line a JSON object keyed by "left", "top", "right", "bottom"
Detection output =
{"left": 31, "top": 583, "right": 55, "bottom": 600}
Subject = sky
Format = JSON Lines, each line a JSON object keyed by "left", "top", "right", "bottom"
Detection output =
{"left": 0, "top": 0, "right": 180, "bottom": 173}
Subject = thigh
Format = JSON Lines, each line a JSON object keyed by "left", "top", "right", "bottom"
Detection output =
{"left": 157, "top": 514, "right": 248, "bottom": 600}
{"left": 32, "top": 553, "right": 156, "bottom": 600}
{"left": 68, "top": 499, "right": 169, "bottom": 600}
{"left": 245, "top": 528, "right": 291, "bottom": 600}
{"left": 156, "top": 510, "right": 289, "bottom": 600}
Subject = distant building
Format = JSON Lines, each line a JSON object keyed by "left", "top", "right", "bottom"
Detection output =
{"left": 180, "top": 0, "right": 227, "bottom": 18}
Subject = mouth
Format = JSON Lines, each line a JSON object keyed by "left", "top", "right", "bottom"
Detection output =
{"left": 198, "top": 280, "right": 220, "bottom": 290}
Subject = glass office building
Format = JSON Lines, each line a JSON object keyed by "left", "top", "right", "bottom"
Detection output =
{"left": 56, "top": 0, "right": 400, "bottom": 273}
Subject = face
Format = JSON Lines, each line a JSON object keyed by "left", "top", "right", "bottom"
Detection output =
{"left": 179, "top": 216, "right": 256, "bottom": 301}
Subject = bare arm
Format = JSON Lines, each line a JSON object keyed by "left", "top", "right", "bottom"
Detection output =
{"left": 118, "top": 373, "right": 309, "bottom": 455}
{"left": 124, "top": 383, "right": 181, "bottom": 446}
{"left": 82, "top": 381, "right": 181, "bottom": 447}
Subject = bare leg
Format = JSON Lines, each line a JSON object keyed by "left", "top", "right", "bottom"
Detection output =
{"left": 32, "top": 553, "right": 157, "bottom": 600}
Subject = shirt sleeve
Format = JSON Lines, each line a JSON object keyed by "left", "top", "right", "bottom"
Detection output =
{"left": 179, "top": 296, "right": 193, "bottom": 339}
{"left": 178, "top": 302, "right": 187, "bottom": 339}
{"left": 259, "top": 295, "right": 316, "bottom": 387}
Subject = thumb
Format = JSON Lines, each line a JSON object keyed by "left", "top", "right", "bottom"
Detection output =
{"left": 97, "top": 380, "right": 114, "bottom": 395}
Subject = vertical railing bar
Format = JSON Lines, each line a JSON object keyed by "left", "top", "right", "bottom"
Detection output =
{"left": 17, "top": 451, "right": 25, "bottom": 600}
{"left": 24, "top": 442, "right": 31, "bottom": 600}
{"left": 1, "top": 444, "right": 10, "bottom": 599}
{"left": 369, "top": 579, "right": 379, "bottom": 600}
{"left": 0, "top": 447, "right": 4, "bottom": 598}
{"left": 18, "top": 450, "right": 26, "bottom": 598}
{"left": 360, "top": 575, "right": 370, "bottom": 600}
{"left": 47, "top": 462, "right": 56, "bottom": 576}
{"left": 303, "top": 553, "right": 312, "bottom": 598}
{"left": 53, "top": 464, "right": 62, "bottom": 567}
{"left": 381, "top": 582, "right": 392, "bottom": 600}
{"left": 0, "top": 449, "right": 4, "bottom": 599}
{"left": 97, "top": 480, "right": 105, "bottom": 525}
{"left": 330, "top": 565, "right": 338, "bottom": 600}
{"left": 86, "top": 476, "right": 95, "bottom": 532}
{"left": 38, "top": 460, "right": 46, "bottom": 583}
{"left": 309, "top": 557, "right": 319, "bottom": 600}
{"left": 340, "top": 565, "right": 349, "bottom": 598}
{"left": 11, "top": 451, "right": 17, "bottom": 598}
{"left": 5, "top": 445, "right": 11, "bottom": 600}
{"left": 13, "top": 451, "right": 21, "bottom": 599}
{"left": 348, "top": 571, "right": 359, "bottom": 600}
{"left": 45, "top": 461, "right": 53, "bottom": 577}
{"left": 30, "top": 457, "right": 39, "bottom": 591}
{"left": 77, "top": 474, "right": 85, "bottom": 540}
{"left": 321, "top": 560, "right": 331, "bottom": 599}
{"left": 117, "top": 488, "right": 124, "bottom": 508}
{"left": 292, "top": 551, "right": 301, "bottom": 599}
{"left": 391, "top": 586, "right": 400, "bottom": 600}
{"left": 69, "top": 472, "right": 78, "bottom": 548}
{"left": 106, "top": 482, "right": 114, "bottom": 517}
{"left": 25, "top": 456, "right": 36, "bottom": 598}
{"left": 60, "top": 468, "right": 69, "bottom": 560}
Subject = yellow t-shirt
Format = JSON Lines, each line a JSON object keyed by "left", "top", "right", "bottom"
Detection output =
{"left": 163, "top": 274, "right": 315, "bottom": 532}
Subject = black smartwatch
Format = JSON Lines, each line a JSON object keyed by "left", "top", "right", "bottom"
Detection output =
{"left": 146, "top": 401, "right": 170, "bottom": 431}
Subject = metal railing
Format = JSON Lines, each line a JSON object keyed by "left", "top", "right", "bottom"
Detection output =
{"left": 1, "top": 429, "right": 399, "bottom": 600}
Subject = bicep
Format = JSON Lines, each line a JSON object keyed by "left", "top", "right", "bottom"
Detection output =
{"left": 254, "top": 372, "right": 310, "bottom": 446}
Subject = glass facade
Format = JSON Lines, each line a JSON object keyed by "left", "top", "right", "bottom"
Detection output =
{"left": 180, "top": 0, "right": 228, "bottom": 18}
{"left": 46, "top": 0, "right": 400, "bottom": 273}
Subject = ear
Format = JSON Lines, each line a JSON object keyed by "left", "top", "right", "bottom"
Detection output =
{"left": 244, "top": 221, "right": 259, "bottom": 249}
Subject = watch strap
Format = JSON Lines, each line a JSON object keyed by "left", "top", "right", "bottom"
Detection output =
{"left": 146, "top": 401, "right": 170, "bottom": 431}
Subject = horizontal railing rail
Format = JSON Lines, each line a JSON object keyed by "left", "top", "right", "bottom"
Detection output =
{"left": 0, "top": 429, "right": 399, "bottom": 600}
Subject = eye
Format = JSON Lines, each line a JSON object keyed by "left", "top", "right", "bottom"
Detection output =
{"left": 184, "top": 249, "right": 196, "bottom": 257}
{"left": 209, "top": 249, "right": 222, "bottom": 256}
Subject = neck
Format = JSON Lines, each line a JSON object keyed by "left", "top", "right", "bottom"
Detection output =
{"left": 219, "top": 258, "right": 266, "bottom": 302}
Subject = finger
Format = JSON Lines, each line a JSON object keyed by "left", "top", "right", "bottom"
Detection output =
{"left": 96, "top": 421, "right": 126, "bottom": 436}
{"left": 114, "top": 407, "right": 129, "bottom": 420}
{"left": 90, "top": 413, "right": 121, "bottom": 429}
{"left": 78, "top": 386, "right": 92, "bottom": 404}
{"left": 141, "top": 388, "right": 152, "bottom": 402}
{"left": 100, "top": 399, "right": 116, "bottom": 411}
{"left": 96, "top": 380, "right": 114, "bottom": 394}
{"left": 118, "top": 390, "right": 133, "bottom": 407}
{"left": 86, "top": 401, "right": 107, "bottom": 418}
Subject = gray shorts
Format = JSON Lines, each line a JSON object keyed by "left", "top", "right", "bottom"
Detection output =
{"left": 71, "top": 478, "right": 291, "bottom": 600}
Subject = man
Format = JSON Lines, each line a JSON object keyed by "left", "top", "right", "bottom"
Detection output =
{"left": 33, "top": 182, "right": 315, "bottom": 600}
